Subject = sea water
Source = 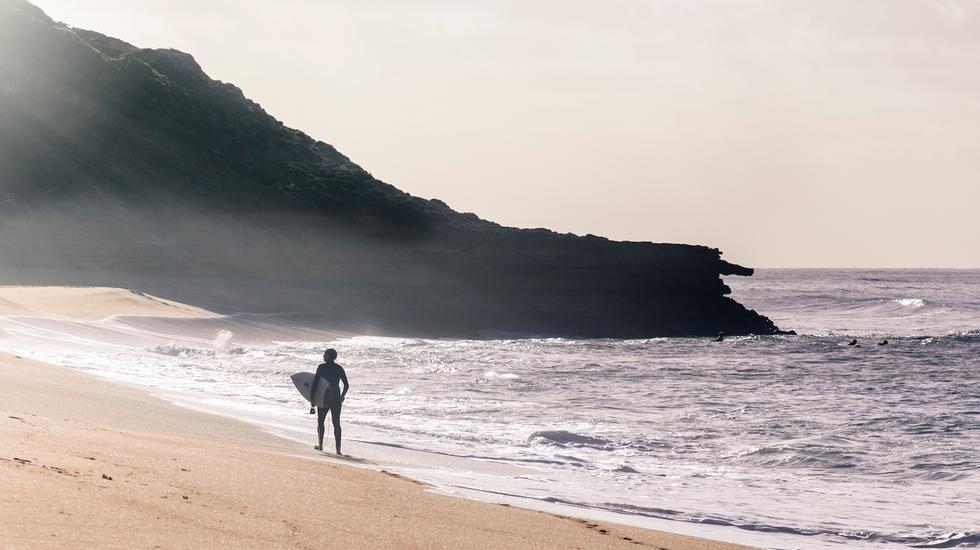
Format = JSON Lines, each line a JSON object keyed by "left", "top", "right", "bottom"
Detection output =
{"left": 1, "top": 269, "right": 977, "bottom": 549}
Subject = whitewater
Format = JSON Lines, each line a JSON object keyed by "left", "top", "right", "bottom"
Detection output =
{"left": 1, "top": 269, "right": 977, "bottom": 549}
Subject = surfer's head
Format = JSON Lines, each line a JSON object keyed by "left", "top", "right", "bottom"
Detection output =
{"left": 324, "top": 348, "right": 338, "bottom": 362}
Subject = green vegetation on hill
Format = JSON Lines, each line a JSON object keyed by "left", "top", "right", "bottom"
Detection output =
{"left": 1, "top": 0, "right": 472, "bottom": 233}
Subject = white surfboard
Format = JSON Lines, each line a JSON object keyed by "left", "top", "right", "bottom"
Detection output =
{"left": 291, "top": 372, "right": 333, "bottom": 407}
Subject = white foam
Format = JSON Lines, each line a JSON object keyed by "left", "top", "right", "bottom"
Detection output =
{"left": 483, "top": 371, "right": 519, "bottom": 379}
{"left": 893, "top": 298, "right": 926, "bottom": 309}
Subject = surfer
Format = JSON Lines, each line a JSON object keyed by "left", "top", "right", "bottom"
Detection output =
{"left": 309, "top": 348, "right": 349, "bottom": 455}
{"left": 848, "top": 339, "right": 859, "bottom": 346}
{"left": 713, "top": 332, "right": 725, "bottom": 342}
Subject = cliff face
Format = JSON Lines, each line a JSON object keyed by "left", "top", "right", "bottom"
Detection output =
{"left": 0, "top": 0, "right": 780, "bottom": 337}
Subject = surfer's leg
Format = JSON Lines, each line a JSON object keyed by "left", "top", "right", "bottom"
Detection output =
{"left": 331, "top": 402, "right": 342, "bottom": 455}
{"left": 316, "top": 406, "right": 327, "bottom": 450}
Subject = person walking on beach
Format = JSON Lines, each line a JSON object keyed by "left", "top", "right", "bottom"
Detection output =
{"left": 309, "top": 348, "right": 349, "bottom": 455}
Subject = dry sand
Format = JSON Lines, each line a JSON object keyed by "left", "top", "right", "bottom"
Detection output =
{"left": 0, "top": 286, "right": 217, "bottom": 320}
{"left": 0, "top": 287, "right": 755, "bottom": 550}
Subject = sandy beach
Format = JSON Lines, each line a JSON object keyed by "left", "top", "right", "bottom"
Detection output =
{"left": 0, "top": 287, "right": 752, "bottom": 550}
{"left": 0, "top": 286, "right": 218, "bottom": 320}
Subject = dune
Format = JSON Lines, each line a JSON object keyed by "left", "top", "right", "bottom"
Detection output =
{"left": 0, "top": 286, "right": 218, "bottom": 320}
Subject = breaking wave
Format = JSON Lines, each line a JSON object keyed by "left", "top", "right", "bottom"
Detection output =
{"left": 893, "top": 298, "right": 927, "bottom": 309}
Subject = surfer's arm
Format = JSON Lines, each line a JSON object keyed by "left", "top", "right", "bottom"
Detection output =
{"left": 339, "top": 366, "right": 349, "bottom": 398}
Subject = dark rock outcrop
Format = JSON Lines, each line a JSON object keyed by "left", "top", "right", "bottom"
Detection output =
{"left": 0, "top": 0, "right": 781, "bottom": 337}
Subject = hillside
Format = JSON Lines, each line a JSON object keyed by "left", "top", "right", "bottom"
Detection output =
{"left": 0, "top": 0, "right": 781, "bottom": 337}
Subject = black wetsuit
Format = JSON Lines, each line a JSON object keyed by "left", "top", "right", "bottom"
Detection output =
{"left": 311, "top": 361, "right": 349, "bottom": 453}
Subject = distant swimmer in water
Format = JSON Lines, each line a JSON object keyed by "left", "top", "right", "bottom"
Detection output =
{"left": 848, "top": 339, "right": 859, "bottom": 346}
{"left": 878, "top": 340, "right": 889, "bottom": 346}
{"left": 309, "top": 348, "right": 349, "bottom": 455}
{"left": 713, "top": 332, "right": 725, "bottom": 342}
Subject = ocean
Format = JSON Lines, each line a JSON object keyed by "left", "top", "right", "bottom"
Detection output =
{"left": 1, "top": 269, "right": 977, "bottom": 549}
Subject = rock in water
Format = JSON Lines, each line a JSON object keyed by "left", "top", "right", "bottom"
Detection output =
{"left": 0, "top": 0, "right": 781, "bottom": 338}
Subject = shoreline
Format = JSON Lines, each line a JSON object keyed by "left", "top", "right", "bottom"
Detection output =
{"left": 0, "top": 350, "right": 754, "bottom": 549}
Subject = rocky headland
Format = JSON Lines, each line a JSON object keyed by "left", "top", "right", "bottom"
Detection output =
{"left": 0, "top": 0, "right": 781, "bottom": 337}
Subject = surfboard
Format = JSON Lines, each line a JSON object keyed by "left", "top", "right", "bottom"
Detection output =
{"left": 291, "top": 372, "right": 333, "bottom": 407}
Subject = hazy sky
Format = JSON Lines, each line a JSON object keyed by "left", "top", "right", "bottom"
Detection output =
{"left": 34, "top": 1, "right": 980, "bottom": 267}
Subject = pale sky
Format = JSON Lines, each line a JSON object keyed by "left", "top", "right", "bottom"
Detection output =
{"left": 34, "top": 0, "right": 980, "bottom": 268}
